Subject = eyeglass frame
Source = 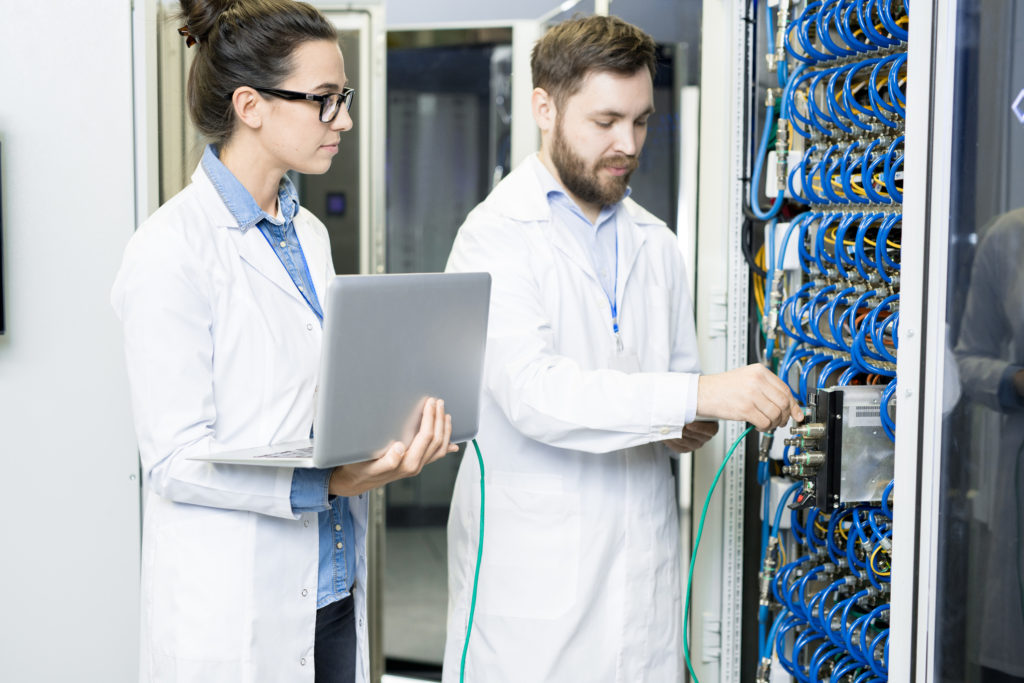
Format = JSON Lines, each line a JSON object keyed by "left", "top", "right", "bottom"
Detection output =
{"left": 250, "top": 86, "right": 355, "bottom": 123}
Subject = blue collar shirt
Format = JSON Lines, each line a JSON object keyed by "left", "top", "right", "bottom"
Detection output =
{"left": 532, "top": 160, "right": 628, "bottom": 309}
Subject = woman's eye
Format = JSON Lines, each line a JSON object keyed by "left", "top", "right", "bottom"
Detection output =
{"left": 596, "top": 121, "right": 613, "bottom": 128}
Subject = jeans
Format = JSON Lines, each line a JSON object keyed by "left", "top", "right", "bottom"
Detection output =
{"left": 315, "top": 595, "right": 356, "bottom": 683}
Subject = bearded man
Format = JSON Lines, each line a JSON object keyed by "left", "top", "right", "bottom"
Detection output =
{"left": 442, "top": 15, "right": 801, "bottom": 683}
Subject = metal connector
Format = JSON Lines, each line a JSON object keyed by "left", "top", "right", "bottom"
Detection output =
{"left": 758, "top": 432, "right": 775, "bottom": 462}
{"left": 790, "top": 422, "right": 826, "bottom": 439}
{"left": 756, "top": 658, "right": 772, "bottom": 683}
{"left": 790, "top": 451, "right": 825, "bottom": 467}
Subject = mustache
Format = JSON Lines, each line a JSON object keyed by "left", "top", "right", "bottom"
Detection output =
{"left": 599, "top": 155, "right": 639, "bottom": 172}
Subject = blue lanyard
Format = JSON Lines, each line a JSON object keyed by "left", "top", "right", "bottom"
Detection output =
{"left": 607, "top": 233, "right": 620, "bottom": 343}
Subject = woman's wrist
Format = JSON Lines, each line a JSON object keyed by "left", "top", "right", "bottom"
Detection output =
{"left": 328, "top": 467, "right": 359, "bottom": 497}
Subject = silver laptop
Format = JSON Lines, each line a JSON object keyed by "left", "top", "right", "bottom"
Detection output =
{"left": 189, "top": 272, "right": 491, "bottom": 468}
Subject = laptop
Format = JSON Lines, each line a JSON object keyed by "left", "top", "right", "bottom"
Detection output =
{"left": 189, "top": 272, "right": 491, "bottom": 468}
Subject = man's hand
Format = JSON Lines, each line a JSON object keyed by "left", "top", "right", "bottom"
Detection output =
{"left": 696, "top": 364, "right": 803, "bottom": 431}
{"left": 662, "top": 420, "right": 720, "bottom": 453}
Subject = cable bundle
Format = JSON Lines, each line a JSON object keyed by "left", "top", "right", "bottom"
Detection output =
{"left": 765, "top": 483, "right": 893, "bottom": 682}
{"left": 751, "top": 1, "right": 905, "bottom": 680}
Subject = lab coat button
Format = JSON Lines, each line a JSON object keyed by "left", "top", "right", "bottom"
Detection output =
{"left": 659, "top": 427, "right": 670, "bottom": 435}
{"left": 303, "top": 519, "right": 310, "bottom": 527}
{"left": 307, "top": 323, "right": 313, "bottom": 331}
{"left": 301, "top": 588, "right": 309, "bottom": 597}
{"left": 300, "top": 657, "right": 307, "bottom": 666}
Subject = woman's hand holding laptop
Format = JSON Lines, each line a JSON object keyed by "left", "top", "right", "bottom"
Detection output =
{"left": 328, "top": 397, "right": 458, "bottom": 497}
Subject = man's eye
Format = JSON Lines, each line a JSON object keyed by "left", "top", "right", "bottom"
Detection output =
{"left": 596, "top": 121, "right": 613, "bottom": 128}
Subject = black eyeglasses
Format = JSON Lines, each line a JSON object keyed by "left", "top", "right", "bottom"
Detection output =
{"left": 252, "top": 86, "right": 355, "bottom": 123}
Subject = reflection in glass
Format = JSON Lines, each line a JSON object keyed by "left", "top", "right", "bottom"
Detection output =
{"left": 939, "top": 2, "right": 1024, "bottom": 681}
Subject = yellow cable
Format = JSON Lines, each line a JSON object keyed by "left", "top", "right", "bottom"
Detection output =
{"left": 754, "top": 245, "right": 766, "bottom": 317}
{"left": 870, "top": 545, "right": 891, "bottom": 577}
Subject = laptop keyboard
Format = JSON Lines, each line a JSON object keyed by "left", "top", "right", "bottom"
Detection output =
{"left": 256, "top": 446, "right": 314, "bottom": 458}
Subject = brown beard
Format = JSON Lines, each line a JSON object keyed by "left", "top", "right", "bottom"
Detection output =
{"left": 550, "top": 116, "right": 639, "bottom": 208}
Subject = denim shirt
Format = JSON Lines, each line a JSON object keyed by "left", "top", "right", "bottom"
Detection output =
{"left": 202, "top": 145, "right": 356, "bottom": 608}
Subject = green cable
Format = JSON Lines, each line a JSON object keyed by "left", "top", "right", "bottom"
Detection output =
{"left": 683, "top": 425, "right": 753, "bottom": 683}
{"left": 459, "top": 438, "right": 485, "bottom": 683}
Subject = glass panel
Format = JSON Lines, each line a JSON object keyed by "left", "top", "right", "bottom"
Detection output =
{"left": 938, "top": 2, "right": 1024, "bottom": 681}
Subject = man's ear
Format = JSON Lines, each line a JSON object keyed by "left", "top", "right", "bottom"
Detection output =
{"left": 532, "top": 87, "right": 557, "bottom": 133}
{"left": 231, "top": 86, "right": 263, "bottom": 131}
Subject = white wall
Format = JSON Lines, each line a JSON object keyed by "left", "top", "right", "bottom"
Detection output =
{"left": 0, "top": 3, "right": 141, "bottom": 681}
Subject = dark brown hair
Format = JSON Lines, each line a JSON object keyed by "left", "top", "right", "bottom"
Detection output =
{"left": 531, "top": 15, "right": 656, "bottom": 110}
{"left": 177, "top": 0, "right": 337, "bottom": 144}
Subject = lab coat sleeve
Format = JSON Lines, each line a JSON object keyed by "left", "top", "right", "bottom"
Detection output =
{"left": 954, "top": 215, "right": 1024, "bottom": 412}
{"left": 112, "top": 223, "right": 297, "bottom": 519}
{"left": 447, "top": 208, "right": 698, "bottom": 454}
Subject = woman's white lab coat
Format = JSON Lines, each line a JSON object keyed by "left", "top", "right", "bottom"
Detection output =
{"left": 443, "top": 154, "right": 701, "bottom": 683}
{"left": 111, "top": 164, "right": 369, "bottom": 683}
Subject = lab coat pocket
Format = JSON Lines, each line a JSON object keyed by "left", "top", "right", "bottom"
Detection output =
{"left": 479, "top": 472, "right": 581, "bottom": 620}
{"left": 150, "top": 508, "right": 251, "bottom": 660}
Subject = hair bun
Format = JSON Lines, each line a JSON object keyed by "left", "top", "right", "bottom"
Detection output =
{"left": 177, "top": 0, "right": 235, "bottom": 47}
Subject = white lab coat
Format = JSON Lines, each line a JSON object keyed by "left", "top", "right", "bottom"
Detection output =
{"left": 954, "top": 208, "right": 1024, "bottom": 677}
{"left": 443, "top": 154, "right": 701, "bottom": 683}
{"left": 111, "top": 164, "right": 369, "bottom": 683}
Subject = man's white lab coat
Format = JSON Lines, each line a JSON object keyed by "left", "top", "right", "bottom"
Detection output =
{"left": 444, "top": 154, "right": 701, "bottom": 683}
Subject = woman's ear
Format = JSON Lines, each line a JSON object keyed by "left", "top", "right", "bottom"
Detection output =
{"left": 231, "top": 86, "right": 263, "bottom": 131}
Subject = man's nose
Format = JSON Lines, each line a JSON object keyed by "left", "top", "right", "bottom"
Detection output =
{"left": 613, "top": 122, "right": 639, "bottom": 157}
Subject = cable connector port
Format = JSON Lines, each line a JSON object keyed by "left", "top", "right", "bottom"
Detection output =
{"left": 790, "top": 422, "right": 825, "bottom": 439}
{"left": 789, "top": 451, "right": 824, "bottom": 467}
{"left": 759, "top": 538, "right": 779, "bottom": 605}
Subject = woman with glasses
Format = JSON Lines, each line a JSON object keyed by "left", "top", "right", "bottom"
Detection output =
{"left": 111, "top": 2, "right": 455, "bottom": 682}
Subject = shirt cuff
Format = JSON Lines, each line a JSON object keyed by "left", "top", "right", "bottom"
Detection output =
{"left": 648, "top": 371, "right": 699, "bottom": 437}
{"left": 290, "top": 468, "right": 332, "bottom": 513}
{"left": 997, "top": 365, "right": 1024, "bottom": 411}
